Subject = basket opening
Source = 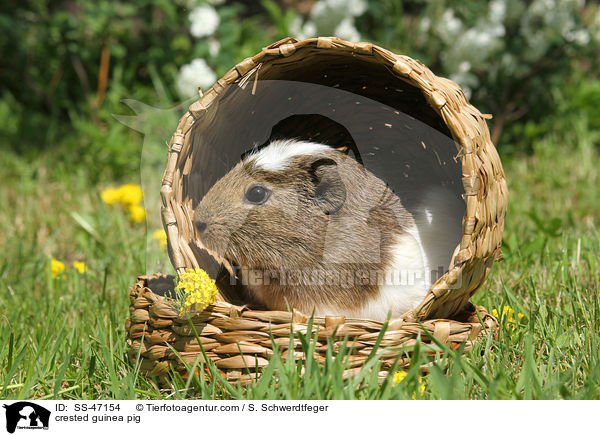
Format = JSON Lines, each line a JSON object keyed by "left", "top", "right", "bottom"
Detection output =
{"left": 146, "top": 275, "right": 175, "bottom": 298}
{"left": 173, "top": 48, "right": 467, "bottom": 316}
{"left": 254, "top": 51, "right": 452, "bottom": 138}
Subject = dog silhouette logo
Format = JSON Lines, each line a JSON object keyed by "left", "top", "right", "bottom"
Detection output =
{"left": 2, "top": 402, "right": 50, "bottom": 433}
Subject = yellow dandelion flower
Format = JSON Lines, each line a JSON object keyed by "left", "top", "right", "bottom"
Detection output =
{"left": 51, "top": 257, "right": 65, "bottom": 278}
{"left": 502, "top": 306, "right": 515, "bottom": 317}
{"left": 101, "top": 183, "right": 144, "bottom": 209}
{"left": 493, "top": 305, "right": 525, "bottom": 332}
{"left": 493, "top": 306, "right": 520, "bottom": 320}
{"left": 392, "top": 370, "right": 407, "bottom": 385}
{"left": 153, "top": 229, "right": 168, "bottom": 251}
{"left": 392, "top": 371, "right": 426, "bottom": 398}
{"left": 117, "top": 183, "right": 144, "bottom": 207}
{"left": 100, "top": 187, "right": 120, "bottom": 206}
{"left": 128, "top": 204, "right": 146, "bottom": 223}
{"left": 73, "top": 261, "right": 87, "bottom": 274}
{"left": 176, "top": 268, "right": 219, "bottom": 315}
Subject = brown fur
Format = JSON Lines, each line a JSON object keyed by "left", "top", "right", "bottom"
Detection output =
{"left": 193, "top": 146, "right": 415, "bottom": 315}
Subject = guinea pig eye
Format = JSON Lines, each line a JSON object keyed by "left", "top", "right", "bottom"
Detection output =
{"left": 245, "top": 184, "right": 270, "bottom": 205}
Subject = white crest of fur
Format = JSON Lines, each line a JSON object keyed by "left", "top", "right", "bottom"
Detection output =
{"left": 246, "top": 139, "right": 333, "bottom": 171}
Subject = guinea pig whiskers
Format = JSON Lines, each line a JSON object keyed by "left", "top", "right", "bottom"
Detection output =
{"left": 228, "top": 245, "right": 242, "bottom": 264}
{"left": 240, "top": 241, "right": 260, "bottom": 267}
{"left": 204, "top": 221, "right": 229, "bottom": 229}
{"left": 225, "top": 238, "right": 255, "bottom": 267}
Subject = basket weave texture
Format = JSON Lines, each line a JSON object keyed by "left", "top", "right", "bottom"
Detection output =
{"left": 127, "top": 274, "right": 498, "bottom": 383}
{"left": 128, "top": 37, "right": 508, "bottom": 382}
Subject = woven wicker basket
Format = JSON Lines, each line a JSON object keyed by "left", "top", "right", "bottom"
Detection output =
{"left": 127, "top": 37, "right": 508, "bottom": 384}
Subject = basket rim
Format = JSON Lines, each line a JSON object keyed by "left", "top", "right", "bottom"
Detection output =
{"left": 127, "top": 274, "right": 500, "bottom": 382}
{"left": 159, "top": 36, "right": 509, "bottom": 322}
{"left": 133, "top": 273, "right": 495, "bottom": 327}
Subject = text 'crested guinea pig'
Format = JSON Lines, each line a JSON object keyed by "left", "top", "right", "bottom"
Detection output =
{"left": 193, "top": 139, "right": 463, "bottom": 321}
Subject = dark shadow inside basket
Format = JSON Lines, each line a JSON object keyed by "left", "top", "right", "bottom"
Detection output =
{"left": 146, "top": 275, "right": 176, "bottom": 298}
{"left": 180, "top": 51, "right": 467, "bottom": 312}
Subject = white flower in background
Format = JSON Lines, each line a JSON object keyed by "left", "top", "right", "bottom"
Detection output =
{"left": 504, "top": 0, "right": 526, "bottom": 22}
{"left": 289, "top": 15, "right": 302, "bottom": 35}
{"left": 208, "top": 38, "right": 220, "bottom": 57}
{"left": 527, "top": 0, "right": 575, "bottom": 37}
{"left": 489, "top": 0, "right": 506, "bottom": 23}
{"left": 176, "top": 58, "right": 217, "bottom": 98}
{"left": 334, "top": 17, "right": 360, "bottom": 41}
{"left": 449, "top": 70, "right": 478, "bottom": 99}
{"left": 291, "top": 0, "right": 364, "bottom": 41}
{"left": 437, "top": 9, "right": 463, "bottom": 42}
{"left": 519, "top": 0, "right": 590, "bottom": 60}
{"left": 299, "top": 21, "right": 318, "bottom": 39}
{"left": 566, "top": 29, "right": 590, "bottom": 45}
{"left": 309, "top": 1, "right": 343, "bottom": 34}
{"left": 523, "top": 29, "right": 551, "bottom": 62}
{"left": 290, "top": 16, "right": 317, "bottom": 39}
{"left": 443, "top": 9, "right": 462, "bottom": 34}
{"left": 189, "top": 5, "right": 220, "bottom": 38}
{"left": 415, "top": 0, "right": 597, "bottom": 104}
{"left": 499, "top": 52, "right": 518, "bottom": 76}
{"left": 347, "top": 0, "right": 367, "bottom": 16}
{"left": 419, "top": 17, "right": 431, "bottom": 32}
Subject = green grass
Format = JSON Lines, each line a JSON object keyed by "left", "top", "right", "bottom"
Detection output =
{"left": 1, "top": 121, "right": 599, "bottom": 400}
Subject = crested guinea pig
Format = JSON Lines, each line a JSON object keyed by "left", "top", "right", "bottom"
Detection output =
{"left": 193, "top": 139, "right": 462, "bottom": 321}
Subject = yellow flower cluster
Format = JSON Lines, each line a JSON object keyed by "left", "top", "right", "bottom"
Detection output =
{"left": 492, "top": 305, "right": 525, "bottom": 331}
{"left": 100, "top": 183, "right": 146, "bottom": 223}
{"left": 392, "top": 370, "right": 407, "bottom": 384}
{"left": 176, "top": 268, "right": 219, "bottom": 315}
{"left": 152, "top": 229, "right": 168, "bottom": 251}
{"left": 73, "top": 261, "right": 87, "bottom": 274}
{"left": 51, "top": 258, "right": 87, "bottom": 278}
{"left": 51, "top": 257, "right": 66, "bottom": 278}
{"left": 392, "top": 370, "right": 426, "bottom": 398}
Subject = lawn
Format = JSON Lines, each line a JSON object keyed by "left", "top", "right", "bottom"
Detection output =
{"left": 0, "top": 118, "right": 598, "bottom": 400}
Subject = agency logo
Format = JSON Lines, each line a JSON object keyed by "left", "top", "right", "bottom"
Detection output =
{"left": 2, "top": 402, "right": 50, "bottom": 434}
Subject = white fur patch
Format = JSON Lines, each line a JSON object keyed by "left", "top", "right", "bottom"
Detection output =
{"left": 311, "top": 226, "right": 429, "bottom": 322}
{"left": 312, "top": 186, "right": 464, "bottom": 322}
{"left": 357, "top": 228, "right": 429, "bottom": 320}
{"left": 246, "top": 139, "right": 333, "bottom": 171}
{"left": 357, "top": 187, "right": 464, "bottom": 321}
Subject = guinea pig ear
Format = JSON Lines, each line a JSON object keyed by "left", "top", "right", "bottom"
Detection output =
{"left": 308, "top": 157, "right": 347, "bottom": 215}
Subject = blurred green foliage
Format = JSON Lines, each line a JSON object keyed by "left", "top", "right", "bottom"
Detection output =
{"left": 0, "top": 0, "right": 598, "bottom": 181}
{"left": 358, "top": 0, "right": 600, "bottom": 148}
{"left": 1, "top": 0, "right": 599, "bottom": 401}
{"left": 2, "top": 0, "right": 185, "bottom": 136}
{"left": 0, "top": 0, "right": 275, "bottom": 180}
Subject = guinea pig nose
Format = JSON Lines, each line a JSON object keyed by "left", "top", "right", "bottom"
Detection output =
{"left": 195, "top": 221, "right": 207, "bottom": 234}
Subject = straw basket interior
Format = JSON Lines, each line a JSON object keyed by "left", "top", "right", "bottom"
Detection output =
{"left": 127, "top": 37, "right": 508, "bottom": 383}
{"left": 161, "top": 37, "right": 508, "bottom": 321}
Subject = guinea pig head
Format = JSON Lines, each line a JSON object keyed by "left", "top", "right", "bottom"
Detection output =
{"left": 193, "top": 140, "right": 348, "bottom": 270}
